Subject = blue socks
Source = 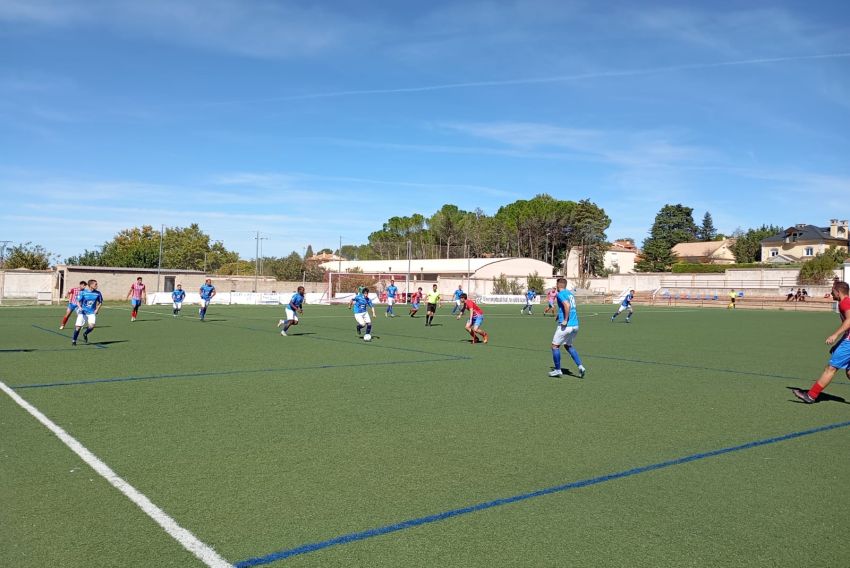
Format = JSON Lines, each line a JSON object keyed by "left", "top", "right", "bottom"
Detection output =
{"left": 567, "top": 345, "right": 582, "bottom": 366}
{"left": 552, "top": 347, "right": 561, "bottom": 369}
{"left": 366, "top": 324, "right": 372, "bottom": 334}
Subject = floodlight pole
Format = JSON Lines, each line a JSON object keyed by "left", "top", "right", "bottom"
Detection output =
{"left": 407, "top": 240, "right": 411, "bottom": 302}
{"left": 156, "top": 224, "right": 164, "bottom": 292}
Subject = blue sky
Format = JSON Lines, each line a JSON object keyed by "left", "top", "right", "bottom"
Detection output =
{"left": 1, "top": 0, "right": 849, "bottom": 262}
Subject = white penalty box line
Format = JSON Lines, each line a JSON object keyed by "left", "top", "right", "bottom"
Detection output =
{"left": 0, "top": 381, "right": 232, "bottom": 568}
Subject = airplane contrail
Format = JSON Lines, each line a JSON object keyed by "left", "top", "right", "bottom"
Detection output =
{"left": 212, "top": 51, "right": 850, "bottom": 105}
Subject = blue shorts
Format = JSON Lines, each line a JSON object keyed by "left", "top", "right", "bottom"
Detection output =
{"left": 829, "top": 339, "right": 850, "bottom": 369}
{"left": 412, "top": 303, "right": 420, "bottom": 309}
{"left": 131, "top": 299, "right": 142, "bottom": 308}
{"left": 469, "top": 315, "right": 484, "bottom": 327}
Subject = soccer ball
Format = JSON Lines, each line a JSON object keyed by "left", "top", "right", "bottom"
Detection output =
{"left": 363, "top": 333, "right": 372, "bottom": 342}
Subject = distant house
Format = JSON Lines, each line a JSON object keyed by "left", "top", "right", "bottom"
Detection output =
{"left": 761, "top": 220, "right": 849, "bottom": 263}
{"left": 306, "top": 252, "right": 345, "bottom": 263}
{"left": 564, "top": 240, "right": 639, "bottom": 277}
{"left": 671, "top": 239, "right": 736, "bottom": 264}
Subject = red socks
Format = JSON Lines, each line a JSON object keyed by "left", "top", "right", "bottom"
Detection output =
{"left": 809, "top": 383, "right": 824, "bottom": 399}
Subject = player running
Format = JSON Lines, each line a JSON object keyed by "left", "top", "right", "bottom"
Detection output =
{"left": 385, "top": 280, "right": 398, "bottom": 318}
{"left": 171, "top": 284, "right": 186, "bottom": 317}
{"left": 451, "top": 285, "right": 464, "bottom": 315}
{"left": 425, "top": 284, "right": 441, "bottom": 327}
{"left": 456, "top": 293, "right": 488, "bottom": 344}
{"left": 59, "top": 280, "right": 87, "bottom": 329}
{"left": 409, "top": 287, "right": 423, "bottom": 317}
{"left": 521, "top": 288, "right": 537, "bottom": 315}
{"left": 72, "top": 279, "right": 103, "bottom": 346}
{"left": 543, "top": 287, "right": 557, "bottom": 317}
{"left": 199, "top": 279, "right": 216, "bottom": 321}
{"left": 792, "top": 281, "right": 850, "bottom": 403}
{"left": 278, "top": 286, "right": 305, "bottom": 336}
{"left": 348, "top": 287, "right": 376, "bottom": 339}
{"left": 549, "top": 278, "right": 586, "bottom": 378}
{"left": 126, "top": 276, "right": 146, "bottom": 322}
{"left": 612, "top": 289, "right": 635, "bottom": 323}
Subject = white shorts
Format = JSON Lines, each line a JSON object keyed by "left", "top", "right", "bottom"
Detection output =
{"left": 200, "top": 299, "right": 210, "bottom": 308}
{"left": 552, "top": 324, "right": 578, "bottom": 346}
{"left": 455, "top": 299, "right": 463, "bottom": 306}
{"left": 617, "top": 304, "right": 632, "bottom": 314}
{"left": 354, "top": 312, "right": 371, "bottom": 326}
{"left": 285, "top": 308, "right": 299, "bottom": 322}
{"left": 387, "top": 297, "right": 395, "bottom": 306}
{"left": 173, "top": 302, "right": 183, "bottom": 309}
{"left": 75, "top": 312, "right": 96, "bottom": 327}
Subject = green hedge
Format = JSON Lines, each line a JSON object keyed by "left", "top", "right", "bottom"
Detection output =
{"left": 671, "top": 263, "right": 776, "bottom": 273}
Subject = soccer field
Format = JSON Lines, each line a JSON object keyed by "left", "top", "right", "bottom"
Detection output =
{"left": 2, "top": 302, "right": 849, "bottom": 567}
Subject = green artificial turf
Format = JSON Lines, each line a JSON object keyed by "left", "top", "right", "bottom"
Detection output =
{"left": 1, "top": 302, "right": 848, "bottom": 567}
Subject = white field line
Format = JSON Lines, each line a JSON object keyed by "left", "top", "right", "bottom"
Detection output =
{"left": 0, "top": 381, "right": 231, "bottom": 568}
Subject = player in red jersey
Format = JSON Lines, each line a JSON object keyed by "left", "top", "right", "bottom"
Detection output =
{"left": 793, "top": 281, "right": 850, "bottom": 403}
{"left": 60, "top": 280, "right": 88, "bottom": 329}
{"left": 456, "top": 293, "right": 488, "bottom": 344}
{"left": 543, "top": 287, "right": 558, "bottom": 317}
{"left": 409, "top": 287, "right": 423, "bottom": 317}
{"left": 126, "top": 277, "right": 147, "bottom": 322}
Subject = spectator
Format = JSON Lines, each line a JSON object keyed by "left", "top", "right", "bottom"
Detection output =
{"left": 801, "top": 289, "right": 809, "bottom": 301}
{"left": 786, "top": 288, "right": 796, "bottom": 301}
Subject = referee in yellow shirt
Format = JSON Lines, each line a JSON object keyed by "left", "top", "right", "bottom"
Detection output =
{"left": 426, "top": 284, "right": 441, "bottom": 326}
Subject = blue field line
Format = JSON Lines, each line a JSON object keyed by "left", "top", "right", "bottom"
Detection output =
{"left": 11, "top": 356, "right": 465, "bottom": 390}
{"left": 31, "top": 324, "right": 107, "bottom": 349}
{"left": 235, "top": 419, "right": 850, "bottom": 567}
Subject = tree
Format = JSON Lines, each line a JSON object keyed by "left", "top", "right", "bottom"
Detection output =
{"left": 729, "top": 225, "right": 783, "bottom": 263}
{"left": 697, "top": 212, "right": 717, "bottom": 241}
{"left": 799, "top": 246, "right": 849, "bottom": 284}
{"left": 5, "top": 242, "right": 52, "bottom": 269}
{"left": 636, "top": 204, "right": 699, "bottom": 272}
{"left": 67, "top": 224, "right": 238, "bottom": 270}
{"left": 305, "top": 245, "right": 314, "bottom": 259}
{"left": 527, "top": 271, "right": 545, "bottom": 292}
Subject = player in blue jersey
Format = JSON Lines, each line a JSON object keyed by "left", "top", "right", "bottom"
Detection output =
{"left": 385, "top": 280, "right": 398, "bottom": 318}
{"left": 611, "top": 289, "right": 634, "bottom": 323}
{"left": 348, "top": 287, "right": 377, "bottom": 339}
{"left": 72, "top": 279, "right": 103, "bottom": 346}
{"left": 278, "top": 286, "right": 305, "bottom": 336}
{"left": 451, "top": 285, "right": 464, "bottom": 315}
{"left": 549, "top": 278, "right": 586, "bottom": 378}
{"left": 521, "top": 288, "right": 537, "bottom": 315}
{"left": 171, "top": 284, "right": 186, "bottom": 317}
{"left": 199, "top": 278, "right": 216, "bottom": 321}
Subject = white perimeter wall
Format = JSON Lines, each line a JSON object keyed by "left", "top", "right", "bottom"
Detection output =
{"left": 0, "top": 270, "right": 53, "bottom": 299}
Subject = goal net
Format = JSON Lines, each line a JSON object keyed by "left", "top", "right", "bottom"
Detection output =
{"left": 322, "top": 272, "right": 413, "bottom": 305}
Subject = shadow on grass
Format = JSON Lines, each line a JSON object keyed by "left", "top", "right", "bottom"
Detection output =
{"left": 786, "top": 386, "right": 849, "bottom": 404}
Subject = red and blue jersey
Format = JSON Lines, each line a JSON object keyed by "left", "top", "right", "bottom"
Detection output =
{"left": 67, "top": 287, "right": 82, "bottom": 306}
{"left": 129, "top": 282, "right": 145, "bottom": 300}
{"left": 840, "top": 297, "right": 850, "bottom": 340}
{"left": 462, "top": 299, "right": 483, "bottom": 317}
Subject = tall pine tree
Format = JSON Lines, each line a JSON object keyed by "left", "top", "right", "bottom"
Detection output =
{"left": 636, "top": 204, "right": 698, "bottom": 272}
{"left": 697, "top": 212, "right": 717, "bottom": 241}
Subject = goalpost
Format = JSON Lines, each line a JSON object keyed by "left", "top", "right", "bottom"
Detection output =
{"left": 323, "top": 272, "right": 412, "bottom": 305}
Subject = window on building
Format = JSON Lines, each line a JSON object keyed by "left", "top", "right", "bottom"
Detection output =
{"left": 770, "top": 249, "right": 778, "bottom": 257}
{"left": 804, "top": 247, "right": 814, "bottom": 256}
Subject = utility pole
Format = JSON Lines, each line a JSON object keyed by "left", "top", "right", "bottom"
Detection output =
{"left": 156, "top": 224, "right": 164, "bottom": 292}
{"left": 0, "top": 240, "right": 11, "bottom": 268}
{"left": 254, "top": 232, "right": 268, "bottom": 292}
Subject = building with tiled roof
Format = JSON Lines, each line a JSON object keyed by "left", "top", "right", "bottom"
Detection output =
{"left": 761, "top": 220, "right": 849, "bottom": 263}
